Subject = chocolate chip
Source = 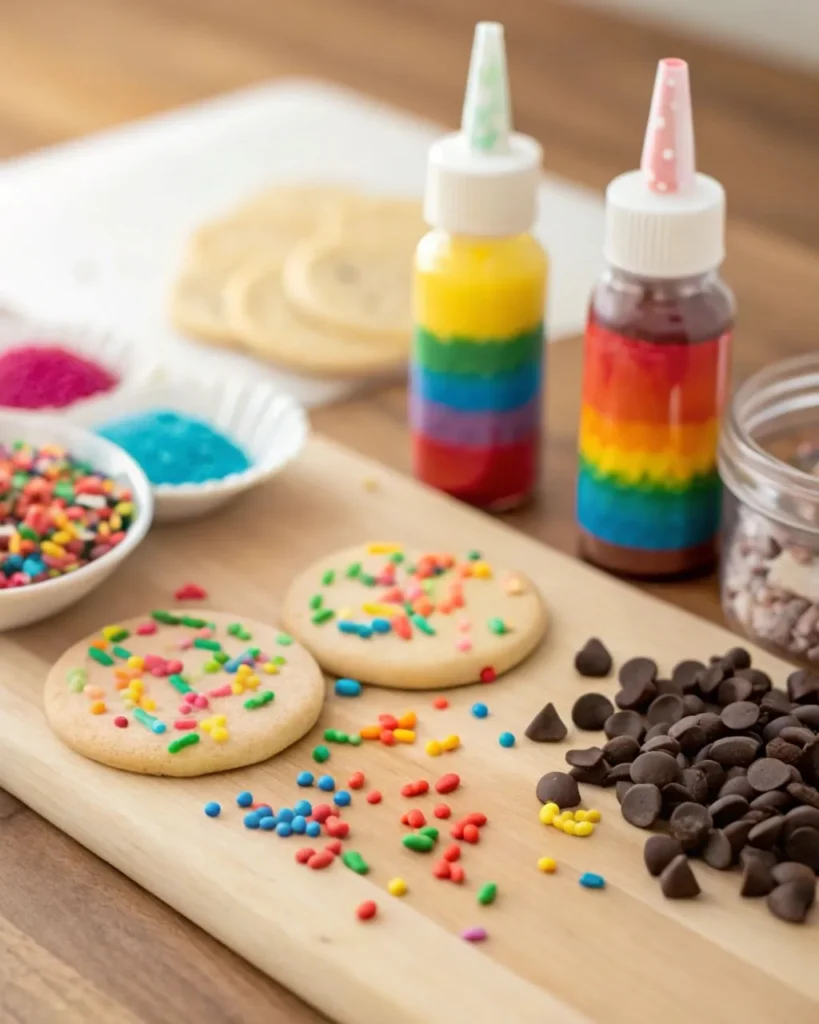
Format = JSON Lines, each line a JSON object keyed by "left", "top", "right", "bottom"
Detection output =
{"left": 621, "top": 783, "right": 662, "bottom": 828}
{"left": 536, "top": 771, "right": 580, "bottom": 808}
{"left": 571, "top": 693, "right": 614, "bottom": 731}
{"left": 615, "top": 684, "right": 656, "bottom": 713}
{"left": 696, "top": 712, "right": 727, "bottom": 744}
{"left": 615, "top": 780, "right": 634, "bottom": 805}
{"left": 779, "top": 726, "right": 815, "bottom": 747}
{"left": 654, "top": 677, "right": 683, "bottom": 697}
{"left": 787, "top": 782, "right": 819, "bottom": 809}
{"left": 750, "top": 790, "right": 793, "bottom": 813}
{"left": 695, "top": 758, "right": 726, "bottom": 796}
{"left": 644, "top": 834, "right": 684, "bottom": 876}
{"left": 646, "top": 694, "right": 684, "bottom": 727}
{"left": 630, "top": 751, "right": 681, "bottom": 787}
{"left": 720, "top": 701, "right": 760, "bottom": 731}
{"left": 672, "top": 723, "right": 708, "bottom": 756}
{"left": 784, "top": 827, "right": 819, "bottom": 870}
{"left": 697, "top": 662, "right": 728, "bottom": 697}
{"left": 644, "top": 722, "right": 671, "bottom": 741}
{"left": 724, "top": 818, "right": 755, "bottom": 856}
{"left": 724, "top": 647, "right": 752, "bottom": 670}
{"left": 746, "top": 757, "right": 791, "bottom": 794}
{"left": 708, "top": 794, "right": 749, "bottom": 827}
{"left": 574, "top": 637, "right": 612, "bottom": 677}
{"left": 604, "top": 762, "right": 634, "bottom": 785}
{"left": 709, "top": 736, "right": 761, "bottom": 768}
{"left": 717, "top": 676, "right": 754, "bottom": 706}
{"left": 525, "top": 702, "right": 568, "bottom": 742}
{"left": 693, "top": 743, "right": 714, "bottom": 764}
{"left": 765, "top": 737, "right": 803, "bottom": 765}
{"left": 681, "top": 767, "right": 708, "bottom": 804}
{"left": 703, "top": 829, "right": 733, "bottom": 869}
{"left": 783, "top": 805, "right": 819, "bottom": 840}
{"left": 659, "top": 854, "right": 700, "bottom": 899}
{"left": 618, "top": 657, "right": 657, "bottom": 689}
{"left": 740, "top": 855, "right": 775, "bottom": 898}
{"left": 793, "top": 706, "right": 819, "bottom": 729}
{"left": 682, "top": 694, "right": 706, "bottom": 716}
{"left": 672, "top": 660, "right": 706, "bottom": 693}
{"left": 763, "top": 715, "right": 801, "bottom": 742}
{"left": 740, "top": 846, "right": 778, "bottom": 871}
{"left": 641, "top": 735, "right": 681, "bottom": 756}
{"left": 787, "top": 669, "right": 819, "bottom": 704}
{"left": 718, "top": 774, "right": 755, "bottom": 801}
{"left": 662, "top": 782, "right": 695, "bottom": 815}
{"left": 738, "top": 667, "right": 773, "bottom": 699}
{"left": 760, "top": 689, "right": 793, "bottom": 717}
{"left": 772, "top": 861, "right": 817, "bottom": 888}
{"left": 800, "top": 741, "right": 819, "bottom": 785}
{"left": 669, "top": 801, "right": 713, "bottom": 851}
{"left": 569, "top": 762, "right": 609, "bottom": 787}
{"left": 565, "top": 747, "right": 605, "bottom": 770}
{"left": 767, "top": 881, "right": 815, "bottom": 923}
{"left": 603, "top": 710, "right": 645, "bottom": 741}
{"left": 602, "top": 735, "right": 640, "bottom": 765}
{"left": 747, "top": 816, "right": 784, "bottom": 850}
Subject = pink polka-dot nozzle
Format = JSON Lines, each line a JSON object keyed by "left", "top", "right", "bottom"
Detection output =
{"left": 640, "top": 58, "right": 696, "bottom": 195}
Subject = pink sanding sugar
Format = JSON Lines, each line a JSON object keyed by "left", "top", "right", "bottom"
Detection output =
{"left": 0, "top": 344, "right": 119, "bottom": 409}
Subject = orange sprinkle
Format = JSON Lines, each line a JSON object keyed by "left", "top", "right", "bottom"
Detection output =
{"left": 437, "top": 554, "right": 455, "bottom": 569}
{"left": 433, "top": 697, "right": 449, "bottom": 710}
{"left": 437, "top": 600, "right": 454, "bottom": 614}
{"left": 89, "top": 701, "right": 106, "bottom": 715}
{"left": 89, "top": 638, "right": 108, "bottom": 650}
{"left": 397, "top": 711, "right": 417, "bottom": 729}
{"left": 359, "top": 724, "right": 381, "bottom": 740}
{"left": 84, "top": 686, "right": 106, "bottom": 699}
{"left": 457, "top": 563, "right": 472, "bottom": 578}
{"left": 412, "top": 597, "right": 434, "bottom": 617}
{"left": 392, "top": 615, "right": 412, "bottom": 641}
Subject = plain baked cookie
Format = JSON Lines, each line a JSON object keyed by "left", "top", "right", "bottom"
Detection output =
{"left": 44, "top": 611, "right": 325, "bottom": 777}
{"left": 283, "top": 543, "right": 548, "bottom": 689}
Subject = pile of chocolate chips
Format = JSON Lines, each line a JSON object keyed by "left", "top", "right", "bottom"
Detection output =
{"left": 567, "top": 643, "right": 819, "bottom": 923}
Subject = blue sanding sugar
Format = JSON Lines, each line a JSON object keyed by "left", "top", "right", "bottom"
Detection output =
{"left": 96, "top": 408, "right": 252, "bottom": 485}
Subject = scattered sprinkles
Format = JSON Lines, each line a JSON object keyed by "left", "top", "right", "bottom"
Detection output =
{"left": 471, "top": 702, "right": 489, "bottom": 718}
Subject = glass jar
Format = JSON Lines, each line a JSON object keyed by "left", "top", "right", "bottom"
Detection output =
{"left": 719, "top": 354, "right": 819, "bottom": 663}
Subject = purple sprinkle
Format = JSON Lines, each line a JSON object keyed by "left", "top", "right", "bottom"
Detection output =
{"left": 460, "top": 926, "right": 488, "bottom": 943}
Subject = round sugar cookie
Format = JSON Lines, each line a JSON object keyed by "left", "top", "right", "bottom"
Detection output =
{"left": 337, "top": 197, "right": 426, "bottom": 245}
{"left": 225, "top": 255, "right": 410, "bottom": 377}
{"left": 169, "top": 249, "right": 245, "bottom": 344}
{"left": 44, "top": 612, "right": 325, "bottom": 777}
{"left": 232, "top": 182, "right": 363, "bottom": 224}
{"left": 282, "top": 236, "right": 414, "bottom": 344}
{"left": 283, "top": 544, "right": 548, "bottom": 689}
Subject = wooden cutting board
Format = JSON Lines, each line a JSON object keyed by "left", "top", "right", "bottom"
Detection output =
{"left": 0, "top": 435, "right": 814, "bottom": 1024}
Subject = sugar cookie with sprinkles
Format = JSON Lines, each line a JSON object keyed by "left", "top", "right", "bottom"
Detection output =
{"left": 283, "top": 543, "right": 547, "bottom": 689}
{"left": 44, "top": 611, "right": 324, "bottom": 776}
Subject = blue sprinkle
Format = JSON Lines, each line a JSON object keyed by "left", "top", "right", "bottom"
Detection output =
{"left": 203, "top": 801, "right": 221, "bottom": 818}
{"left": 2, "top": 554, "right": 23, "bottom": 575}
{"left": 305, "top": 821, "right": 321, "bottom": 838}
{"left": 256, "top": 805, "right": 275, "bottom": 819}
{"left": 338, "top": 621, "right": 360, "bottom": 634}
{"left": 225, "top": 651, "right": 255, "bottom": 674}
{"left": 259, "top": 816, "right": 277, "bottom": 831}
{"left": 579, "top": 872, "right": 606, "bottom": 890}
{"left": 334, "top": 677, "right": 363, "bottom": 697}
{"left": 236, "top": 790, "right": 253, "bottom": 807}
{"left": 293, "top": 799, "right": 312, "bottom": 817}
{"left": 291, "top": 815, "right": 307, "bottom": 834}
{"left": 498, "top": 731, "right": 516, "bottom": 748}
{"left": 296, "top": 771, "right": 315, "bottom": 787}
{"left": 471, "top": 702, "right": 489, "bottom": 719}
{"left": 357, "top": 624, "right": 373, "bottom": 639}
{"left": 243, "top": 812, "right": 261, "bottom": 829}
{"left": 277, "top": 808, "right": 295, "bottom": 823}
{"left": 333, "top": 790, "right": 351, "bottom": 807}
{"left": 151, "top": 721, "right": 166, "bottom": 735}
{"left": 371, "top": 618, "right": 392, "bottom": 634}
{"left": 276, "top": 821, "right": 293, "bottom": 837}
{"left": 22, "top": 556, "right": 47, "bottom": 577}
{"left": 317, "top": 775, "right": 335, "bottom": 792}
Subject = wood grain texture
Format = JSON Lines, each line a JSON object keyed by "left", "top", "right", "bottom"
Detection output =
{"left": 1, "top": 436, "right": 817, "bottom": 1024}
{"left": 0, "top": 1, "right": 818, "bottom": 1021}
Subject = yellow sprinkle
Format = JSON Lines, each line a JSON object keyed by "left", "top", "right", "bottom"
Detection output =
{"left": 362, "top": 478, "right": 379, "bottom": 492}
{"left": 231, "top": 680, "right": 245, "bottom": 695}
{"left": 539, "top": 805, "right": 556, "bottom": 826}
{"left": 362, "top": 603, "right": 398, "bottom": 616}
{"left": 425, "top": 739, "right": 442, "bottom": 757}
{"left": 441, "top": 734, "right": 460, "bottom": 751}
{"left": 140, "top": 697, "right": 156, "bottom": 711}
{"left": 587, "top": 809, "right": 602, "bottom": 823}
{"left": 244, "top": 674, "right": 260, "bottom": 690}
{"left": 553, "top": 811, "right": 572, "bottom": 825}
{"left": 537, "top": 857, "right": 557, "bottom": 873}
{"left": 366, "top": 542, "right": 402, "bottom": 554}
{"left": 201, "top": 719, "right": 214, "bottom": 733}
{"left": 115, "top": 501, "right": 134, "bottom": 517}
{"left": 109, "top": 514, "right": 122, "bottom": 531}
{"left": 89, "top": 701, "right": 106, "bottom": 715}
{"left": 97, "top": 522, "right": 111, "bottom": 538}
{"left": 237, "top": 663, "right": 252, "bottom": 676}
{"left": 128, "top": 679, "right": 144, "bottom": 695}
{"left": 471, "top": 561, "right": 492, "bottom": 579}
{"left": 262, "top": 662, "right": 279, "bottom": 675}
{"left": 122, "top": 700, "right": 134, "bottom": 710}
{"left": 393, "top": 728, "right": 416, "bottom": 744}
{"left": 387, "top": 877, "right": 408, "bottom": 897}
{"left": 8, "top": 533, "right": 21, "bottom": 554}
{"left": 211, "top": 726, "right": 229, "bottom": 743}
{"left": 574, "top": 809, "right": 589, "bottom": 822}
{"left": 51, "top": 530, "right": 73, "bottom": 545}
{"left": 543, "top": 802, "right": 560, "bottom": 816}
{"left": 102, "top": 624, "right": 124, "bottom": 641}
{"left": 562, "top": 820, "right": 577, "bottom": 835}
{"left": 102, "top": 480, "right": 114, "bottom": 493}
{"left": 574, "top": 821, "right": 595, "bottom": 837}
{"left": 127, "top": 656, "right": 144, "bottom": 670}
{"left": 41, "top": 540, "right": 66, "bottom": 557}
{"left": 338, "top": 607, "right": 354, "bottom": 619}
{"left": 212, "top": 715, "right": 226, "bottom": 726}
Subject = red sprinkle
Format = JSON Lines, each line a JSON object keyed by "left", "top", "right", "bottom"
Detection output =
{"left": 312, "top": 803, "right": 334, "bottom": 823}
{"left": 136, "top": 622, "right": 157, "bottom": 636}
{"left": 379, "top": 714, "right": 399, "bottom": 730}
{"left": 295, "top": 847, "right": 315, "bottom": 864}
{"left": 433, "top": 804, "right": 452, "bottom": 819}
{"left": 449, "top": 863, "right": 466, "bottom": 884}
{"left": 356, "top": 900, "right": 377, "bottom": 921}
{"left": 450, "top": 821, "right": 465, "bottom": 840}
{"left": 443, "top": 843, "right": 461, "bottom": 862}
{"left": 404, "top": 809, "right": 426, "bottom": 829}
{"left": 462, "top": 823, "right": 480, "bottom": 844}
{"left": 325, "top": 817, "right": 350, "bottom": 839}
{"left": 380, "top": 729, "right": 396, "bottom": 746}
{"left": 433, "top": 859, "right": 451, "bottom": 879}
{"left": 325, "top": 839, "right": 343, "bottom": 855}
{"left": 113, "top": 716, "right": 128, "bottom": 728}
{"left": 307, "top": 851, "right": 334, "bottom": 870}
{"left": 432, "top": 697, "right": 449, "bottom": 709}
{"left": 435, "top": 773, "right": 460, "bottom": 794}
{"left": 366, "top": 790, "right": 383, "bottom": 805}
{"left": 348, "top": 771, "right": 366, "bottom": 790}
{"left": 479, "top": 666, "right": 497, "bottom": 683}
{"left": 174, "top": 583, "right": 208, "bottom": 601}
{"left": 464, "top": 812, "right": 488, "bottom": 827}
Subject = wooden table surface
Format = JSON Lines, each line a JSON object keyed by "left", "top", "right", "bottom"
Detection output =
{"left": 1, "top": 1, "right": 818, "bottom": 1021}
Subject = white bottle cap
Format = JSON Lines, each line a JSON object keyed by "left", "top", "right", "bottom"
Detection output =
{"left": 604, "top": 58, "right": 726, "bottom": 279}
{"left": 423, "top": 22, "right": 541, "bottom": 238}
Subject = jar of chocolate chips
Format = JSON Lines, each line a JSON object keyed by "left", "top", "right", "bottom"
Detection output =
{"left": 720, "top": 354, "right": 819, "bottom": 663}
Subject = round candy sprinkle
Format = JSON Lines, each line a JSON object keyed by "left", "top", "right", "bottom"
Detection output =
{"left": 403, "top": 833, "right": 436, "bottom": 853}
{"left": 387, "top": 877, "right": 408, "bottom": 897}
{"left": 356, "top": 900, "right": 377, "bottom": 922}
{"left": 305, "top": 821, "right": 321, "bottom": 838}
{"left": 498, "top": 731, "right": 516, "bottom": 748}
{"left": 259, "top": 817, "right": 277, "bottom": 831}
{"left": 538, "top": 857, "right": 557, "bottom": 873}
{"left": 433, "top": 697, "right": 449, "bottom": 709}
{"left": 312, "top": 745, "right": 331, "bottom": 763}
{"left": 334, "top": 678, "right": 362, "bottom": 697}
{"left": 367, "top": 790, "right": 383, "bottom": 804}
{"left": 236, "top": 791, "right": 253, "bottom": 808}
{"left": 317, "top": 775, "right": 336, "bottom": 792}
{"left": 113, "top": 715, "right": 129, "bottom": 729}
{"left": 291, "top": 816, "right": 307, "bottom": 834}
{"left": 296, "top": 771, "right": 315, "bottom": 787}
{"left": 461, "top": 926, "right": 488, "bottom": 943}
{"left": 203, "top": 801, "right": 221, "bottom": 818}
{"left": 277, "top": 808, "right": 295, "bottom": 823}
{"left": 425, "top": 739, "right": 442, "bottom": 757}
{"left": 434, "top": 804, "right": 451, "bottom": 819}
{"left": 334, "top": 790, "right": 351, "bottom": 807}
{"left": 293, "top": 799, "right": 312, "bottom": 817}
{"left": 348, "top": 771, "right": 366, "bottom": 790}
{"left": 480, "top": 666, "right": 497, "bottom": 684}
{"left": 276, "top": 822, "right": 293, "bottom": 837}
{"left": 477, "top": 882, "right": 498, "bottom": 906}
{"left": 471, "top": 702, "right": 489, "bottom": 718}
{"left": 579, "top": 872, "right": 606, "bottom": 890}
{"left": 243, "top": 812, "right": 261, "bottom": 829}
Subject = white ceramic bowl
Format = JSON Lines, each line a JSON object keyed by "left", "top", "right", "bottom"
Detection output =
{"left": 68, "top": 373, "right": 309, "bottom": 522}
{"left": 0, "top": 414, "right": 153, "bottom": 631}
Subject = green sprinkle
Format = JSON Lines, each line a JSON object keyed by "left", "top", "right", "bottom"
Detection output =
{"left": 168, "top": 733, "right": 200, "bottom": 754}
{"left": 106, "top": 628, "right": 129, "bottom": 642}
{"left": 53, "top": 481, "right": 75, "bottom": 502}
{"left": 345, "top": 562, "right": 361, "bottom": 578}
{"left": 193, "top": 638, "right": 221, "bottom": 651}
{"left": 321, "top": 570, "right": 335, "bottom": 585}
{"left": 88, "top": 647, "right": 114, "bottom": 667}
{"left": 468, "top": 550, "right": 481, "bottom": 561}
{"left": 276, "top": 634, "right": 293, "bottom": 647}
{"left": 244, "top": 690, "right": 275, "bottom": 710}
{"left": 248, "top": 647, "right": 261, "bottom": 658}
{"left": 18, "top": 525, "right": 39, "bottom": 541}
{"left": 341, "top": 851, "right": 370, "bottom": 875}
{"left": 181, "top": 616, "right": 208, "bottom": 629}
{"left": 312, "top": 744, "right": 331, "bottom": 763}
{"left": 323, "top": 730, "right": 349, "bottom": 744}
{"left": 477, "top": 882, "right": 498, "bottom": 906}
{"left": 214, "top": 651, "right": 230, "bottom": 665}
{"left": 487, "top": 618, "right": 507, "bottom": 636}
{"left": 111, "top": 645, "right": 132, "bottom": 660}
{"left": 273, "top": 656, "right": 287, "bottom": 666}
{"left": 203, "top": 660, "right": 221, "bottom": 673}
{"left": 411, "top": 614, "right": 436, "bottom": 637}
{"left": 402, "top": 833, "right": 435, "bottom": 853}
{"left": 422, "top": 579, "right": 435, "bottom": 595}
{"left": 67, "top": 668, "right": 87, "bottom": 692}
{"left": 348, "top": 734, "right": 363, "bottom": 747}
{"left": 419, "top": 826, "right": 439, "bottom": 842}
{"left": 152, "top": 610, "right": 181, "bottom": 625}
{"left": 404, "top": 565, "right": 416, "bottom": 576}
{"left": 168, "top": 674, "right": 194, "bottom": 695}
{"left": 309, "top": 594, "right": 323, "bottom": 610}
{"left": 312, "top": 608, "right": 335, "bottom": 625}
{"left": 227, "top": 623, "right": 252, "bottom": 640}
{"left": 359, "top": 573, "right": 377, "bottom": 587}
{"left": 324, "top": 728, "right": 339, "bottom": 742}
{"left": 389, "top": 552, "right": 404, "bottom": 564}
{"left": 133, "top": 708, "right": 164, "bottom": 734}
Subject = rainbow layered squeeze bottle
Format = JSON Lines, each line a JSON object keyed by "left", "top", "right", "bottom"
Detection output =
{"left": 411, "top": 22, "right": 548, "bottom": 510}
{"left": 578, "top": 58, "right": 734, "bottom": 576}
